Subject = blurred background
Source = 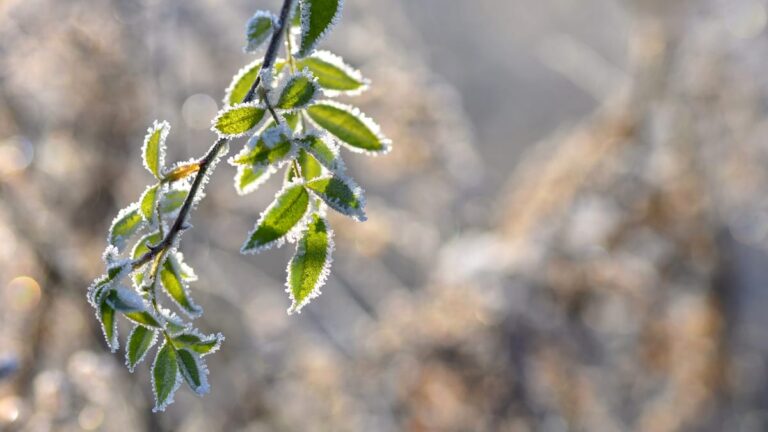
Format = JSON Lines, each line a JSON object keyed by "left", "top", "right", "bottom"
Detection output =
{"left": 2, "top": 0, "right": 768, "bottom": 430}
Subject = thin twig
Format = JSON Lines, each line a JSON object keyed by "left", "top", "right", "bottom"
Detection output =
{"left": 132, "top": 0, "right": 295, "bottom": 270}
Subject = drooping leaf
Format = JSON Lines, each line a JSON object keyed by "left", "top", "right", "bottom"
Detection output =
{"left": 98, "top": 295, "right": 118, "bottom": 352}
{"left": 297, "top": 148, "right": 323, "bottom": 180}
{"left": 295, "top": 132, "right": 344, "bottom": 173}
{"left": 307, "top": 102, "right": 390, "bottom": 154}
{"left": 296, "top": 51, "right": 367, "bottom": 95}
{"left": 108, "top": 203, "right": 145, "bottom": 251}
{"left": 244, "top": 10, "right": 276, "bottom": 53}
{"left": 212, "top": 102, "right": 267, "bottom": 137}
{"left": 152, "top": 341, "right": 181, "bottom": 412}
{"left": 234, "top": 164, "right": 273, "bottom": 195}
{"left": 305, "top": 175, "right": 366, "bottom": 221}
{"left": 297, "top": 0, "right": 343, "bottom": 58}
{"left": 160, "top": 258, "right": 202, "bottom": 318}
{"left": 142, "top": 120, "right": 170, "bottom": 179}
{"left": 274, "top": 71, "right": 319, "bottom": 110}
{"left": 139, "top": 184, "right": 160, "bottom": 222}
{"left": 177, "top": 348, "right": 209, "bottom": 395}
{"left": 242, "top": 182, "right": 310, "bottom": 253}
{"left": 287, "top": 214, "right": 334, "bottom": 314}
{"left": 224, "top": 59, "right": 262, "bottom": 106}
{"left": 126, "top": 325, "right": 158, "bottom": 373}
{"left": 131, "top": 231, "right": 162, "bottom": 287}
{"left": 172, "top": 331, "right": 224, "bottom": 356}
{"left": 172, "top": 252, "right": 197, "bottom": 282}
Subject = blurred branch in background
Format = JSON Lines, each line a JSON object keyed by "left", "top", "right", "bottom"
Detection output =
{"left": 2, "top": 0, "right": 768, "bottom": 431}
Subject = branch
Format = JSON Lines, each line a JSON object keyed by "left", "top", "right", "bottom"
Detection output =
{"left": 132, "top": 0, "right": 296, "bottom": 270}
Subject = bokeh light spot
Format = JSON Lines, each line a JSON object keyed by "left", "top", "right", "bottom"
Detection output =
{"left": 182, "top": 93, "right": 218, "bottom": 130}
{"left": 5, "top": 276, "right": 42, "bottom": 312}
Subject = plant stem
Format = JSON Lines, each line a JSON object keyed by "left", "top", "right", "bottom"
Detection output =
{"left": 132, "top": 0, "right": 295, "bottom": 271}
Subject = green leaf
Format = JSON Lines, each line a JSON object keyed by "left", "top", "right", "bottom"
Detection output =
{"left": 152, "top": 341, "right": 180, "bottom": 412}
{"left": 139, "top": 184, "right": 160, "bottom": 221}
{"left": 295, "top": 133, "right": 343, "bottom": 173}
{"left": 230, "top": 126, "right": 295, "bottom": 169}
{"left": 126, "top": 325, "right": 158, "bottom": 373}
{"left": 245, "top": 11, "right": 275, "bottom": 53}
{"left": 225, "top": 59, "right": 262, "bottom": 106}
{"left": 108, "top": 203, "right": 145, "bottom": 251}
{"left": 177, "top": 348, "right": 209, "bottom": 395}
{"left": 98, "top": 296, "right": 118, "bottom": 352}
{"left": 297, "top": 0, "right": 343, "bottom": 58}
{"left": 234, "top": 164, "right": 272, "bottom": 195}
{"left": 125, "top": 310, "right": 161, "bottom": 328}
{"left": 305, "top": 175, "right": 366, "bottom": 221}
{"left": 132, "top": 231, "right": 163, "bottom": 260}
{"left": 212, "top": 102, "right": 267, "bottom": 137}
{"left": 160, "top": 258, "right": 202, "bottom": 318}
{"left": 275, "top": 71, "right": 319, "bottom": 110}
{"left": 284, "top": 111, "right": 301, "bottom": 131}
{"left": 307, "top": 102, "right": 390, "bottom": 154}
{"left": 287, "top": 214, "right": 333, "bottom": 314}
{"left": 242, "top": 182, "right": 310, "bottom": 253}
{"left": 172, "top": 331, "right": 224, "bottom": 356}
{"left": 106, "top": 288, "right": 146, "bottom": 313}
{"left": 296, "top": 51, "right": 367, "bottom": 94}
{"left": 297, "top": 148, "right": 323, "bottom": 180}
{"left": 142, "top": 120, "right": 169, "bottom": 179}
{"left": 159, "top": 187, "right": 188, "bottom": 215}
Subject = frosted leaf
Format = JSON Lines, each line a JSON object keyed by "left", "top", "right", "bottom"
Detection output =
{"left": 306, "top": 101, "right": 391, "bottom": 155}
{"left": 172, "top": 251, "right": 197, "bottom": 282}
{"left": 151, "top": 341, "right": 182, "bottom": 412}
{"left": 142, "top": 120, "right": 170, "bottom": 179}
{"left": 241, "top": 181, "right": 311, "bottom": 254}
{"left": 162, "top": 159, "right": 200, "bottom": 183}
{"left": 139, "top": 183, "right": 160, "bottom": 222}
{"left": 159, "top": 184, "right": 190, "bottom": 217}
{"left": 131, "top": 231, "right": 162, "bottom": 287}
{"left": 97, "top": 295, "right": 119, "bottom": 353}
{"left": 124, "top": 308, "right": 161, "bottom": 328}
{"left": 125, "top": 325, "right": 158, "bottom": 373}
{"left": 172, "top": 330, "right": 224, "bottom": 356}
{"left": 212, "top": 102, "right": 267, "bottom": 137}
{"left": 296, "top": 51, "right": 368, "bottom": 96}
{"left": 108, "top": 203, "right": 146, "bottom": 251}
{"left": 305, "top": 175, "right": 366, "bottom": 221}
{"left": 286, "top": 213, "right": 334, "bottom": 314}
{"left": 272, "top": 70, "right": 320, "bottom": 110}
{"left": 224, "top": 59, "right": 262, "bottom": 106}
{"left": 229, "top": 126, "right": 296, "bottom": 172}
{"left": 297, "top": 0, "right": 343, "bottom": 58}
{"left": 295, "top": 131, "right": 344, "bottom": 174}
{"left": 234, "top": 164, "right": 275, "bottom": 195}
{"left": 107, "top": 286, "right": 147, "bottom": 312}
{"left": 158, "top": 307, "right": 190, "bottom": 336}
{"left": 244, "top": 10, "right": 276, "bottom": 53}
{"left": 177, "top": 348, "right": 210, "bottom": 395}
{"left": 261, "top": 123, "right": 292, "bottom": 149}
{"left": 297, "top": 148, "right": 323, "bottom": 180}
{"left": 159, "top": 255, "right": 203, "bottom": 318}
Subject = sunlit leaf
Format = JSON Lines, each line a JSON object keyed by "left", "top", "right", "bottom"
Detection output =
{"left": 296, "top": 51, "right": 367, "bottom": 95}
{"left": 242, "top": 182, "right": 310, "bottom": 253}
{"left": 230, "top": 126, "right": 296, "bottom": 171}
{"left": 297, "top": 148, "right": 323, "bottom": 180}
{"left": 142, "top": 120, "right": 170, "bottom": 179}
{"left": 126, "top": 325, "right": 158, "bottom": 373}
{"left": 307, "top": 101, "right": 390, "bottom": 154}
{"left": 244, "top": 10, "right": 276, "bottom": 53}
{"left": 125, "top": 310, "right": 161, "bottom": 328}
{"left": 139, "top": 184, "right": 160, "bottom": 222}
{"left": 297, "top": 0, "right": 343, "bottom": 58}
{"left": 274, "top": 71, "right": 319, "bottom": 110}
{"left": 177, "top": 348, "right": 209, "bottom": 395}
{"left": 108, "top": 203, "right": 145, "bottom": 251}
{"left": 224, "top": 59, "right": 262, "bottom": 106}
{"left": 172, "top": 331, "right": 224, "bottom": 356}
{"left": 212, "top": 102, "right": 267, "bottom": 137}
{"left": 234, "top": 164, "right": 273, "bottom": 196}
{"left": 160, "top": 257, "right": 202, "bottom": 318}
{"left": 287, "top": 214, "right": 333, "bottom": 314}
{"left": 295, "top": 132, "right": 344, "bottom": 173}
{"left": 305, "top": 175, "right": 366, "bottom": 221}
{"left": 98, "top": 295, "right": 118, "bottom": 353}
{"left": 152, "top": 341, "right": 181, "bottom": 412}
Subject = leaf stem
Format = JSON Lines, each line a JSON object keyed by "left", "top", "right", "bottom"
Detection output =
{"left": 132, "top": 0, "right": 296, "bottom": 271}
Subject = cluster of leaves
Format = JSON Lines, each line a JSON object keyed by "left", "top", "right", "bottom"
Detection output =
{"left": 87, "top": 0, "right": 389, "bottom": 413}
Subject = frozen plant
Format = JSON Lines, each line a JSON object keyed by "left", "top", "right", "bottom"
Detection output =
{"left": 87, "top": 0, "right": 390, "bottom": 412}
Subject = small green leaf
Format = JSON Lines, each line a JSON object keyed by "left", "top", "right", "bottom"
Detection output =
{"left": 225, "top": 59, "right": 262, "bottom": 106}
{"left": 108, "top": 203, "right": 145, "bottom": 251}
{"left": 98, "top": 296, "right": 118, "bottom": 352}
{"left": 212, "top": 102, "right": 267, "bottom": 137}
{"left": 275, "top": 71, "right": 319, "bottom": 110}
{"left": 296, "top": 51, "right": 367, "bottom": 94}
{"left": 245, "top": 11, "right": 275, "bottom": 53}
{"left": 132, "top": 232, "right": 163, "bottom": 260}
{"left": 230, "top": 127, "right": 296, "bottom": 171}
{"left": 126, "top": 325, "right": 158, "bottom": 373}
{"left": 295, "top": 133, "right": 343, "bottom": 173}
{"left": 242, "top": 182, "right": 310, "bottom": 253}
{"left": 142, "top": 120, "right": 169, "bottom": 179}
{"left": 139, "top": 184, "right": 160, "bottom": 221}
{"left": 305, "top": 175, "right": 366, "bottom": 221}
{"left": 160, "top": 258, "right": 202, "bottom": 318}
{"left": 160, "top": 187, "right": 188, "bottom": 215}
{"left": 297, "top": 148, "right": 323, "bottom": 180}
{"left": 284, "top": 112, "right": 301, "bottom": 131}
{"left": 177, "top": 348, "right": 209, "bottom": 395}
{"left": 152, "top": 341, "right": 180, "bottom": 412}
{"left": 307, "top": 102, "right": 390, "bottom": 154}
{"left": 234, "top": 164, "right": 272, "bottom": 195}
{"left": 297, "top": 0, "right": 343, "bottom": 58}
{"left": 287, "top": 214, "right": 333, "bottom": 314}
{"left": 172, "top": 331, "right": 224, "bottom": 356}
{"left": 125, "top": 310, "right": 161, "bottom": 328}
